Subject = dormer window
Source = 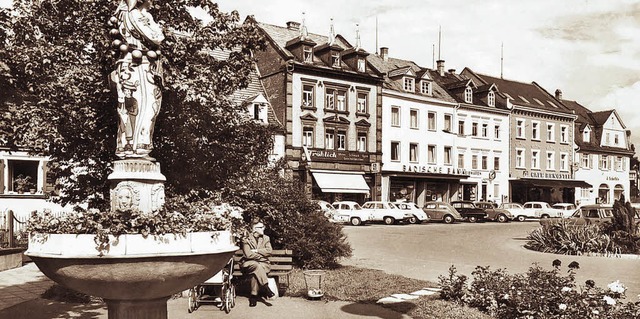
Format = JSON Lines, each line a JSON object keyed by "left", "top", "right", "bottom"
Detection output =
{"left": 464, "top": 87, "right": 473, "bottom": 103}
{"left": 303, "top": 46, "right": 313, "bottom": 63}
{"left": 420, "top": 81, "right": 432, "bottom": 95}
{"left": 487, "top": 91, "right": 495, "bottom": 107}
{"left": 331, "top": 52, "right": 340, "bottom": 67}
{"left": 251, "top": 103, "right": 267, "bottom": 123}
{"left": 583, "top": 128, "right": 590, "bottom": 143}
{"left": 357, "top": 58, "right": 366, "bottom": 72}
{"left": 404, "top": 77, "right": 415, "bottom": 92}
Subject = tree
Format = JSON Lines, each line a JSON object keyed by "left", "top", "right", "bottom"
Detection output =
{"left": 1, "top": 0, "right": 272, "bottom": 207}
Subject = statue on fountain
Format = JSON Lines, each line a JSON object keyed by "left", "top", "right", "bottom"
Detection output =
{"left": 110, "top": 0, "right": 164, "bottom": 160}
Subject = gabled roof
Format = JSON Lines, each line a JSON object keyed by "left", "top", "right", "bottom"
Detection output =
{"left": 591, "top": 110, "right": 614, "bottom": 126}
{"left": 388, "top": 66, "right": 415, "bottom": 78}
{"left": 429, "top": 69, "right": 509, "bottom": 110}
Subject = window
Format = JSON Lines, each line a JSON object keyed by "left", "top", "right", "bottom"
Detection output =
{"left": 494, "top": 184, "right": 500, "bottom": 198}
{"left": 560, "top": 125, "right": 568, "bottom": 143}
{"left": 444, "top": 114, "right": 452, "bottom": 132}
{"left": 428, "top": 112, "right": 436, "bottom": 131}
{"left": 458, "top": 153, "right": 465, "bottom": 168}
{"left": 516, "top": 149, "right": 525, "bottom": 168}
{"left": 547, "top": 123, "right": 555, "bottom": 142}
{"left": 391, "top": 142, "right": 400, "bottom": 161}
{"left": 302, "top": 84, "right": 314, "bottom": 108}
{"left": 428, "top": 145, "right": 436, "bottom": 163}
{"left": 337, "top": 131, "right": 346, "bottom": 150}
{"left": 481, "top": 123, "right": 488, "bottom": 137}
{"left": 336, "top": 91, "right": 347, "bottom": 111}
{"left": 560, "top": 153, "right": 568, "bottom": 171}
{"left": 325, "top": 130, "right": 335, "bottom": 149}
{"left": 421, "top": 81, "right": 432, "bottom": 95}
{"left": 458, "top": 120, "right": 465, "bottom": 135}
{"left": 404, "top": 77, "right": 415, "bottom": 92}
{"left": 516, "top": 119, "right": 525, "bottom": 138}
{"left": 303, "top": 47, "right": 313, "bottom": 63}
{"left": 615, "top": 156, "right": 623, "bottom": 171}
{"left": 472, "top": 154, "right": 478, "bottom": 169}
{"left": 581, "top": 153, "right": 591, "bottom": 169}
{"left": 331, "top": 52, "right": 340, "bottom": 67}
{"left": 252, "top": 103, "right": 261, "bottom": 121}
{"left": 357, "top": 92, "right": 367, "bottom": 113}
{"left": 472, "top": 122, "right": 479, "bottom": 136}
{"left": 302, "top": 127, "right": 314, "bottom": 147}
{"left": 487, "top": 91, "right": 495, "bottom": 106}
{"left": 444, "top": 147, "right": 452, "bottom": 165}
{"left": 605, "top": 132, "right": 610, "bottom": 145}
{"left": 614, "top": 134, "right": 620, "bottom": 146}
{"left": 410, "top": 109, "right": 419, "bottom": 129}
{"left": 583, "top": 128, "right": 590, "bottom": 142}
{"left": 357, "top": 58, "right": 366, "bottom": 72}
{"left": 494, "top": 125, "right": 500, "bottom": 139}
{"left": 391, "top": 107, "right": 400, "bottom": 126}
{"left": 532, "top": 121, "right": 540, "bottom": 140}
{"left": 482, "top": 155, "right": 488, "bottom": 170}
{"left": 357, "top": 133, "right": 367, "bottom": 152}
{"left": 531, "top": 150, "right": 540, "bottom": 169}
{"left": 494, "top": 156, "right": 500, "bottom": 170}
{"left": 409, "top": 143, "right": 418, "bottom": 162}
{"left": 325, "top": 88, "right": 335, "bottom": 109}
{"left": 600, "top": 155, "right": 609, "bottom": 170}
{"left": 464, "top": 87, "right": 473, "bottom": 103}
{"left": 546, "top": 151, "right": 555, "bottom": 170}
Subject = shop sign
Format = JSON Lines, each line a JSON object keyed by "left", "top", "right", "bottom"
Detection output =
{"left": 308, "top": 149, "right": 369, "bottom": 163}
{"left": 522, "top": 171, "right": 571, "bottom": 180}
{"left": 402, "top": 164, "right": 469, "bottom": 176}
{"left": 606, "top": 176, "right": 620, "bottom": 181}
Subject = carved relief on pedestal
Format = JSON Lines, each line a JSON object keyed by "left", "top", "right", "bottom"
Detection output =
{"left": 150, "top": 184, "right": 165, "bottom": 211}
{"left": 112, "top": 181, "right": 141, "bottom": 210}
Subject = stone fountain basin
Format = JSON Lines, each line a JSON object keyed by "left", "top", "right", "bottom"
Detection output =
{"left": 25, "top": 231, "right": 238, "bottom": 300}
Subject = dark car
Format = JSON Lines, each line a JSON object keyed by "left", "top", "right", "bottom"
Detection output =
{"left": 539, "top": 204, "right": 640, "bottom": 226}
{"left": 474, "top": 201, "right": 513, "bottom": 223}
{"left": 451, "top": 201, "right": 487, "bottom": 223}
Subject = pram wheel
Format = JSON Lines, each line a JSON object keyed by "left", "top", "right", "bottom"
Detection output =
{"left": 187, "top": 287, "right": 198, "bottom": 313}
{"left": 222, "top": 283, "right": 232, "bottom": 314}
{"left": 229, "top": 283, "right": 236, "bottom": 308}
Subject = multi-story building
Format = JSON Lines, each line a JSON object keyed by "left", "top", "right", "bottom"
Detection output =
{"left": 558, "top": 90, "right": 634, "bottom": 205}
{"left": 462, "top": 69, "right": 587, "bottom": 204}
{"left": 252, "top": 20, "right": 383, "bottom": 203}
{"left": 429, "top": 62, "right": 512, "bottom": 205}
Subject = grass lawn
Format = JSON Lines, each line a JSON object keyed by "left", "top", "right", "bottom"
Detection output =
{"left": 284, "top": 266, "right": 491, "bottom": 319}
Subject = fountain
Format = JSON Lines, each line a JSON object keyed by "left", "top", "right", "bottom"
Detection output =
{"left": 25, "top": 1, "right": 238, "bottom": 318}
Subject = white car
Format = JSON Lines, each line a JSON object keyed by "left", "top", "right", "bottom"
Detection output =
{"left": 551, "top": 203, "right": 577, "bottom": 218}
{"left": 317, "top": 200, "right": 340, "bottom": 222}
{"left": 523, "top": 201, "right": 563, "bottom": 219}
{"left": 395, "top": 202, "right": 430, "bottom": 224}
{"left": 331, "top": 201, "right": 370, "bottom": 226}
{"left": 361, "top": 201, "right": 413, "bottom": 225}
{"left": 499, "top": 203, "right": 534, "bottom": 222}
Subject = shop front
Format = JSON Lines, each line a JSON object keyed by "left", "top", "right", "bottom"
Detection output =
{"left": 510, "top": 174, "right": 591, "bottom": 204}
{"left": 310, "top": 169, "right": 371, "bottom": 203}
{"left": 382, "top": 165, "right": 470, "bottom": 207}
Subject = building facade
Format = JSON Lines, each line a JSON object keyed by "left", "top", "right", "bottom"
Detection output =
{"left": 253, "top": 20, "right": 382, "bottom": 203}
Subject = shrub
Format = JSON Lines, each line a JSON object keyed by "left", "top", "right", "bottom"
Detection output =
{"left": 438, "top": 265, "right": 468, "bottom": 302}
{"left": 525, "top": 219, "right": 619, "bottom": 255}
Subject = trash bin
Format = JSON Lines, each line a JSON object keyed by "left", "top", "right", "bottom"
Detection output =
{"left": 303, "top": 269, "right": 325, "bottom": 300}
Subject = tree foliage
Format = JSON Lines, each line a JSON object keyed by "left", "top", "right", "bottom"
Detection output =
{"left": 0, "top": 0, "right": 272, "bottom": 207}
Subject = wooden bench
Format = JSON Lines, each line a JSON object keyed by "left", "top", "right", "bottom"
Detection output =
{"left": 232, "top": 249, "right": 294, "bottom": 294}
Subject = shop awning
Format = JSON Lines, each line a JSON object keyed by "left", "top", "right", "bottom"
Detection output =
{"left": 312, "top": 172, "right": 370, "bottom": 194}
{"left": 516, "top": 178, "right": 592, "bottom": 188}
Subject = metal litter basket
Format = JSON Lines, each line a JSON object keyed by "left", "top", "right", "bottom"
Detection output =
{"left": 303, "top": 269, "right": 325, "bottom": 299}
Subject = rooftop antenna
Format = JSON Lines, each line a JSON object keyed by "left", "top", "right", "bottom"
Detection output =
{"left": 329, "top": 17, "right": 336, "bottom": 45}
{"left": 438, "top": 25, "right": 442, "bottom": 60}
{"left": 355, "top": 23, "right": 361, "bottom": 50}
{"left": 300, "top": 12, "right": 308, "bottom": 39}
{"left": 432, "top": 43, "right": 435, "bottom": 69}
{"left": 500, "top": 42, "right": 504, "bottom": 79}
{"left": 375, "top": 16, "right": 378, "bottom": 55}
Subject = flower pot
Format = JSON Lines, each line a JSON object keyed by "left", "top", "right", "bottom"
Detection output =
{"left": 26, "top": 231, "right": 238, "bottom": 319}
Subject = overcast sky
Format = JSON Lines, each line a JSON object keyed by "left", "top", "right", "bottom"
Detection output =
{"left": 3, "top": 0, "right": 639, "bottom": 149}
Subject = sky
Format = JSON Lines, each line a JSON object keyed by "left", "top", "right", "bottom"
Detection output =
{"left": 2, "top": 0, "right": 639, "bottom": 149}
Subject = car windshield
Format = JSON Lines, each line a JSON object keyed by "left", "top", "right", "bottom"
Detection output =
{"left": 388, "top": 203, "right": 399, "bottom": 209}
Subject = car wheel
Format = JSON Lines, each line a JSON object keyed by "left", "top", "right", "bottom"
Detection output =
{"left": 383, "top": 216, "right": 395, "bottom": 225}
{"left": 468, "top": 216, "right": 478, "bottom": 223}
{"left": 517, "top": 215, "right": 526, "bottom": 222}
{"left": 540, "top": 214, "right": 550, "bottom": 219}
{"left": 443, "top": 215, "right": 454, "bottom": 224}
{"left": 497, "top": 214, "right": 508, "bottom": 223}
{"left": 350, "top": 217, "right": 362, "bottom": 226}
{"left": 408, "top": 216, "right": 418, "bottom": 224}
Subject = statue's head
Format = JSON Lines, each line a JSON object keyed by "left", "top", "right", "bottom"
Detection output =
{"left": 126, "top": 0, "right": 152, "bottom": 11}
{"left": 117, "top": 187, "right": 134, "bottom": 209}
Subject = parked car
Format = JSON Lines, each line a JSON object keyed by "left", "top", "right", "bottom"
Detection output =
{"left": 361, "top": 201, "right": 413, "bottom": 225}
{"left": 331, "top": 201, "right": 370, "bottom": 226}
{"left": 450, "top": 201, "right": 488, "bottom": 223}
{"left": 498, "top": 203, "right": 532, "bottom": 222}
{"left": 540, "top": 204, "right": 640, "bottom": 227}
{"left": 474, "top": 201, "right": 513, "bottom": 223}
{"left": 522, "top": 201, "right": 563, "bottom": 219}
{"left": 395, "top": 202, "right": 430, "bottom": 224}
{"left": 422, "top": 201, "right": 464, "bottom": 224}
{"left": 551, "top": 203, "right": 577, "bottom": 218}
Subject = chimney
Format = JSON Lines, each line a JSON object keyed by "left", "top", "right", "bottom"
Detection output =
{"left": 380, "top": 47, "right": 389, "bottom": 61}
{"left": 555, "top": 89, "right": 563, "bottom": 100}
{"left": 448, "top": 68, "right": 456, "bottom": 74}
{"left": 286, "top": 21, "right": 301, "bottom": 30}
{"left": 436, "top": 60, "right": 445, "bottom": 76}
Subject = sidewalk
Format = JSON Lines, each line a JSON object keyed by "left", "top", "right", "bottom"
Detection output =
{"left": 0, "top": 263, "right": 412, "bottom": 319}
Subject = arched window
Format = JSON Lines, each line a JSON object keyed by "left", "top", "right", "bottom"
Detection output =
{"left": 598, "top": 184, "right": 610, "bottom": 204}
{"left": 464, "top": 87, "right": 473, "bottom": 103}
{"left": 614, "top": 184, "right": 624, "bottom": 201}
{"left": 487, "top": 91, "right": 495, "bottom": 107}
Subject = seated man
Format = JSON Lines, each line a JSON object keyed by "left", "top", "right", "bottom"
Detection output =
{"left": 241, "top": 220, "right": 276, "bottom": 307}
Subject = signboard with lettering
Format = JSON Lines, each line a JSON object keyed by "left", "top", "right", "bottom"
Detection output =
{"left": 307, "top": 149, "right": 370, "bottom": 163}
{"left": 401, "top": 164, "right": 470, "bottom": 177}
{"left": 519, "top": 170, "right": 572, "bottom": 180}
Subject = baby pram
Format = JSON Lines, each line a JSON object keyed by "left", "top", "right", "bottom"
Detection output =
{"left": 187, "top": 258, "right": 236, "bottom": 314}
